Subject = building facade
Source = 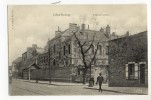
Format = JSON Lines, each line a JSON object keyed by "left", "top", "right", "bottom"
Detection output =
{"left": 14, "top": 23, "right": 119, "bottom": 83}
{"left": 46, "top": 23, "right": 116, "bottom": 83}
{"left": 108, "top": 31, "right": 147, "bottom": 87}
{"left": 35, "top": 52, "right": 49, "bottom": 80}
{"left": 12, "top": 57, "right": 22, "bottom": 79}
{"left": 21, "top": 44, "right": 44, "bottom": 79}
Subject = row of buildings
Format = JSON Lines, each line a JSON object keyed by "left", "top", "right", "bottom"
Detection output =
{"left": 11, "top": 23, "right": 148, "bottom": 87}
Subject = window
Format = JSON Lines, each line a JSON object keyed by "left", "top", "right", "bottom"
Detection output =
{"left": 106, "top": 46, "right": 109, "bottom": 55}
{"left": 59, "top": 52, "right": 61, "bottom": 59}
{"left": 63, "top": 46, "right": 66, "bottom": 55}
{"left": 64, "top": 60, "right": 70, "bottom": 67}
{"left": 129, "top": 64, "right": 135, "bottom": 79}
{"left": 68, "top": 44, "right": 71, "bottom": 54}
{"left": 53, "top": 59, "right": 56, "bottom": 66}
{"left": 44, "top": 56, "right": 45, "bottom": 63}
{"left": 125, "top": 63, "right": 138, "bottom": 79}
{"left": 78, "top": 68, "right": 84, "bottom": 75}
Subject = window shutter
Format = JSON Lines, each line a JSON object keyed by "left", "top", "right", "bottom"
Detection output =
{"left": 134, "top": 63, "right": 138, "bottom": 79}
{"left": 125, "top": 64, "right": 128, "bottom": 79}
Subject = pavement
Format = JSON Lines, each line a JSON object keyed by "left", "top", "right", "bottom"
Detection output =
{"left": 9, "top": 79, "right": 148, "bottom": 95}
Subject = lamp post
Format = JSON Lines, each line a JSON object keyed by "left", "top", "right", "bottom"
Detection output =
{"left": 28, "top": 68, "right": 30, "bottom": 81}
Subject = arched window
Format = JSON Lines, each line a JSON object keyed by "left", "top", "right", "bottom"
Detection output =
{"left": 53, "top": 59, "right": 56, "bottom": 66}
{"left": 106, "top": 46, "right": 109, "bottom": 55}
{"left": 68, "top": 44, "right": 71, "bottom": 54}
{"left": 63, "top": 46, "right": 66, "bottom": 55}
{"left": 99, "top": 45, "right": 102, "bottom": 55}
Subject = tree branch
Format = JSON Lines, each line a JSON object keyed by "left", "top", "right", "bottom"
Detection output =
{"left": 81, "top": 32, "right": 88, "bottom": 47}
{"left": 73, "top": 31, "right": 88, "bottom": 68}
{"left": 83, "top": 32, "right": 96, "bottom": 54}
{"left": 88, "top": 41, "right": 99, "bottom": 67}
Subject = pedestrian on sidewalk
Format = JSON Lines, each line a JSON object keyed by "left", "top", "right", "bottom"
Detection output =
{"left": 95, "top": 73, "right": 104, "bottom": 92}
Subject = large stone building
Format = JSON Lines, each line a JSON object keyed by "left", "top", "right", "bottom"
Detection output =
{"left": 46, "top": 23, "right": 117, "bottom": 83}
{"left": 108, "top": 31, "right": 147, "bottom": 87}
{"left": 13, "top": 23, "right": 118, "bottom": 83}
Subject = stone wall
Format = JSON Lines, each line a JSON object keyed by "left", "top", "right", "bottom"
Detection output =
{"left": 52, "top": 67, "right": 71, "bottom": 82}
{"left": 108, "top": 31, "right": 147, "bottom": 87}
{"left": 29, "top": 67, "right": 72, "bottom": 82}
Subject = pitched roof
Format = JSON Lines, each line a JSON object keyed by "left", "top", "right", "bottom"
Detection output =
{"left": 36, "top": 48, "right": 44, "bottom": 54}
{"left": 12, "top": 57, "right": 22, "bottom": 64}
{"left": 110, "top": 31, "right": 147, "bottom": 42}
{"left": 22, "top": 55, "right": 38, "bottom": 70}
{"left": 24, "top": 63, "right": 41, "bottom": 70}
{"left": 48, "top": 23, "right": 110, "bottom": 44}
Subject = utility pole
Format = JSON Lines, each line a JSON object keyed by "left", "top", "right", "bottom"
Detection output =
{"left": 49, "top": 44, "right": 51, "bottom": 84}
{"left": 28, "top": 69, "right": 30, "bottom": 81}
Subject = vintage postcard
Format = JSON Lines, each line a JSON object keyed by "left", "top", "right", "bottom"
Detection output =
{"left": 8, "top": 5, "right": 148, "bottom": 95}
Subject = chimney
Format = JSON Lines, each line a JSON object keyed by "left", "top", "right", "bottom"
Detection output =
{"left": 27, "top": 47, "right": 32, "bottom": 51}
{"left": 126, "top": 31, "right": 130, "bottom": 36}
{"left": 69, "top": 23, "right": 77, "bottom": 33}
{"left": 100, "top": 27, "right": 104, "bottom": 33}
{"left": 112, "top": 32, "right": 116, "bottom": 36}
{"left": 81, "top": 23, "right": 85, "bottom": 31}
{"left": 58, "top": 26, "right": 60, "bottom": 31}
{"left": 88, "top": 25, "right": 89, "bottom": 29}
{"left": 55, "top": 26, "right": 61, "bottom": 36}
{"left": 106, "top": 25, "right": 110, "bottom": 38}
{"left": 32, "top": 44, "right": 37, "bottom": 49}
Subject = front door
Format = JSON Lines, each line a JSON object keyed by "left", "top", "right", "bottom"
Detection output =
{"left": 93, "top": 67, "right": 108, "bottom": 84}
{"left": 140, "top": 64, "right": 145, "bottom": 84}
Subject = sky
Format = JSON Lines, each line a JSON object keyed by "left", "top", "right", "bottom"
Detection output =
{"left": 8, "top": 5, "right": 147, "bottom": 65}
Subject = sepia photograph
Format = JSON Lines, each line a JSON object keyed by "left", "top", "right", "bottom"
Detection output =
{"left": 8, "top": 5, "right": 148, "bottom": 95}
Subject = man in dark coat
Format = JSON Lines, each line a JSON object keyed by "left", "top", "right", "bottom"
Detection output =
{"left": 96, "top": 73, "right": 104, "bottom": 92}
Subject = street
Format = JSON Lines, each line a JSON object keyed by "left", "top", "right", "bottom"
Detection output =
{"left": 9, "top": 79, "right": 148, "bottom": 95}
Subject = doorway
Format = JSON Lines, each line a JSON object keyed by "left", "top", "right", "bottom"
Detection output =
{"left": 93, "top": 67, "right": 100, "bottom": 82}
{"left": 140, "top": 64, "right": 145, "bottom": 84}
{"left": 93, "top": 67, "right": 108, "bottom": 84}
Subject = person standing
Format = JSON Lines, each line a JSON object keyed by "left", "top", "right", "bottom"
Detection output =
{"left": 96, "top": 73, "right": 104, "bottom": 92}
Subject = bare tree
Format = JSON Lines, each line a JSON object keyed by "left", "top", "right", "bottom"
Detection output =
{"left": 73, "top": 30, "right": 100, "bottom": 84}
